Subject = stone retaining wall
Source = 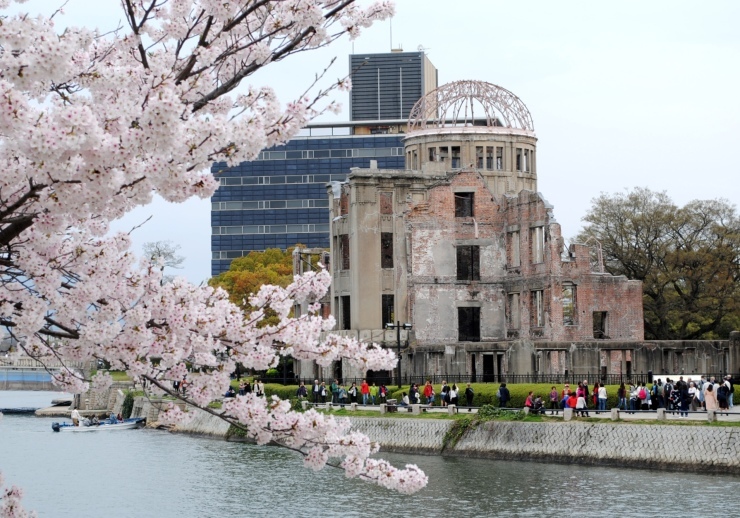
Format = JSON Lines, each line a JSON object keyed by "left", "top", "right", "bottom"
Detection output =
{"left": 346, "top": 417, "right": 449, "bottom": 453}
{"left": 171, "top": 406, "right": 231, "bottom": 437}
{"left": 141, "top": 404, "right": 740, "bottom": 473}
{"left": 348, "top": 417, "right": 740, "bottom": 473}
{"left": 456, "top": 421, "right": 740, "bottom": 472}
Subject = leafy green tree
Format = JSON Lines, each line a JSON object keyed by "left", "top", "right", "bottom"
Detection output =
{"left": 209, "top": 245, "right": 313, "bottom": 379}
{"left": 209, "top": 247, "right": 298, "bottom": 309}
{"left": 577, "top": 187, "right": 740, "bottom": 339}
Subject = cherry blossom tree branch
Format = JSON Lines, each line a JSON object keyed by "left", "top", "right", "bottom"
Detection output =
{"left": 0, "top": 1, "right": 423, "bottom": 511}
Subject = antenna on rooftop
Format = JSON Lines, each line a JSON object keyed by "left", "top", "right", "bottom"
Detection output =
{"left": 390, "top": 16, "right": 393, "bottom": 51}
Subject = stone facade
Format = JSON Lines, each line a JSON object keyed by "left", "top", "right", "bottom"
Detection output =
{"left": 405, "top": 172, "right": 643, "bottom": 346}
{"left": 304, "top": 79, "right": 655, "bottom": 384}
{"left": 292, "top": 80, "right": 739, "bottom": 384}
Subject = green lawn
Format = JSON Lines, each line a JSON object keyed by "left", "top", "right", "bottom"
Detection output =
{"left": 109, "top": 371, "right": 131, "bottom": 381}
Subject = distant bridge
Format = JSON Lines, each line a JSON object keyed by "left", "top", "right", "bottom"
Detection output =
{"left": 0, "top": 367, "right": 56, "bottom": 391}
{"left": 0, "top": 357, "right": 92, "bottom": 391}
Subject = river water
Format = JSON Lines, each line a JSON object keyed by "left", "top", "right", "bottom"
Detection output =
{"left": 1, "top": 391, "right": 738, "bottom": 517}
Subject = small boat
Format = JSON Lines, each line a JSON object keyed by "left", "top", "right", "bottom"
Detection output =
{"left": 51, "top": 417, "right": 146, "bottom": 432}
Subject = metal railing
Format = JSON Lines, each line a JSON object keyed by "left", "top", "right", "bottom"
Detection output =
{"left": 271, "top": 372, "right": 734, "bottom": 388}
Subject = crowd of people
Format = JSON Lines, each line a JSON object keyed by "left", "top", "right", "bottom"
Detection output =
{"left": 510, "top": 375, "right": 735, "bottom": 417}
{"left": 223, "top": 375, "right": 736, "bottom": 419}
{"left": 293, "top": 379, "right": 476, "bottom": 407}
{"left": 297, "top": 379, "right": 389, "bottom": 406}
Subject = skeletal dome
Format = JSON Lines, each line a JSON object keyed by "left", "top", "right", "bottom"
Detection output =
{"left": 407, "top": 80, "right": 534, "bottom": 133}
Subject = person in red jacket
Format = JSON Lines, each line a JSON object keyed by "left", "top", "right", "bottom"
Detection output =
{"left": 360, "top": 379, "right": 370, "bottom": 405}
{"left": 524, "top": 391, "right": 534, "bottom": 408}
{"left": 567, "top": 393, "right": 578, "bottom": 410}
{"left": 423, "top": 380, "right": 435, "bottom": 405}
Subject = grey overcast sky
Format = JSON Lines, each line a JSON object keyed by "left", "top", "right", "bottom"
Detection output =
{"left": 21, "top": 0, "right": 740, "bottom": 283}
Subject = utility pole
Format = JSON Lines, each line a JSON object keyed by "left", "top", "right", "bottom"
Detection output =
{"left": 385, "top": 321, "right": 412, "bottom": 388}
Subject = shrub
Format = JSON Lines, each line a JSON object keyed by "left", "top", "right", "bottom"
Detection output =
{"left": 477, "top": 404, "right": 524, "bottom": 421}
{"left": 442, "top": 417, "right": 476, "bottom": 451}
{"left": 389, "top": 383, "right": 623, "bottom": 409}
{"left": 121, "top": 391, "right": 135, "bottom": 419}
{"left": 264, "top": 383, "right": 301, "bottom": 400}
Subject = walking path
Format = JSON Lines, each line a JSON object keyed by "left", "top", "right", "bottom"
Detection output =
{"left": 307, "top": 401, "right": 740, "bottom": 423}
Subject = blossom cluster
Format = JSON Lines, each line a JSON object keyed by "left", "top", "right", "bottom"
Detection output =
{"left": 0, "top": 0, "right": 427, "bottom": 507}
{"left": 221, "top": 396, "right": 428, "bottom": 494}
{"left": 0, "top": 472, "right": 36, "bottom": 518}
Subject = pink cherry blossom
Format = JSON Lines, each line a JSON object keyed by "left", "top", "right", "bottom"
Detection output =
{"left": 0, "top": 1, "right": 426, "bottom": 514}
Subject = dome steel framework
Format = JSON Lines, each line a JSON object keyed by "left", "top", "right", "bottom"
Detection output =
{"left": 407, "top": 80, "right": 534, "bottom": 133}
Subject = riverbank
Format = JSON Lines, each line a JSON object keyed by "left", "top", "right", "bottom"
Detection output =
{"left": 162, "top": 405, "right": 740, "bottom": 475}
{"left": 350, "top": 417, "right": 740, "bottom": 473}
{"left": 33, "top": 384, "right": 740, "bottom": 475}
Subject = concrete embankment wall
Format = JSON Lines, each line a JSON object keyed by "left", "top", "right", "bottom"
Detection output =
{"left": 346, "top": 418, "right": 450, "bottom": 454}
{"left": 346, "top": 418, "right": 740, "bottom": 473}
{"left": 171, "top": 407, "right": 231, "bottom": 437}
{"left": 143, "top": 407, "right": 740, "bottom": 473}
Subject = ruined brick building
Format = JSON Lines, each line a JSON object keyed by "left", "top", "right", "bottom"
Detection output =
{"left": 295, "top": 80, "right": 739, "bottom": 384}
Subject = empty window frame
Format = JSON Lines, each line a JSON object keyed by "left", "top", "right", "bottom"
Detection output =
{"left": 381, "top": 233, "right": 394, "bottom": 269}
{"left": 476, "top": 146, "right": 495, "bottom": 169}
{"left": 531, "top": 290, "right": 544, "bottom": 328}
{"left": 516, "top": 148, "right": 522, "bottom": 171}
{"left": 455, "top": 192, "right": 474, "bottom": 217}
{"left": 381, "top": 294, "right": 395, "bottom": 327}
{"left": 508, "top": 231, "right": 520, "bottom": 267}
{"left": 428, "top": 147, "right": 437, "bottom": 162}
{"left": 562, "top": 285, "right": 576, "bottom": 325}
{"left": 340, "top": 235, "right": 350, "bottom": 270}
{"left": 507, "top": 293, "right": 521, "bottom": 329}
{"left": 451, "top": 146, "right": 461, "bottom": 168}
{"left": 495, "top": 147, "right": 503, "bottom": 170}
{"left": 457, "top": 245, "right": 480, "bottom": 281}
{"left": 531, "top": 226, "right": 545, "bottom": 264}
{"left": 458, "top": 307, "right": 481, "bottom": 342}
{"left": 593, "top": 311, "right": 608, "bottom": 338}
{"left": 341, "top": 296, "right": 351, "bottom": 330}
{"left": 524, "top": 149, "right": 531, "bottom": 172}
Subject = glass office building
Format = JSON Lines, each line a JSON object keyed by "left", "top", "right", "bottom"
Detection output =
{"left": 210, "top": 130, "right": 405, "bottom": 275}
{"left": 210, "top": 51, "right": 437, "bottom": 276}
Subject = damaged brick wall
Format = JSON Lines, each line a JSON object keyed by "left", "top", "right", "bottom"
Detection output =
{"left": 407, "top": 170, "right": 508, "bottom": 344}
{"left": 406, "top": 170, "right": 644, "bottom": 347}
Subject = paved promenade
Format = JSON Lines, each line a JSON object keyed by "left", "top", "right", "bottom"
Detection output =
{"left": 304, "top": 400, "right": 740, "bottom": 423}
{"left": 563, "top": 407, "right": 740, "bottom": 422}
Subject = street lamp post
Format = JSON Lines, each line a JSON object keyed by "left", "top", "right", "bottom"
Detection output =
{"left": 385, "top": 321, "right": 412, "bottom": 388}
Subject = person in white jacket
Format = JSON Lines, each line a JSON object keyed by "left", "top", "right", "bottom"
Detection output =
{"left": 70, "top": 408, "right": 81, "bottom": 426}
{"left": 597, "top": 385, "right": 608, "bottom": 411}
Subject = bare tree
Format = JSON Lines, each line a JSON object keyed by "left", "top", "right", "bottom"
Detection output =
{"left": 142, "top": 240, "right": 185, "bottom": 284}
